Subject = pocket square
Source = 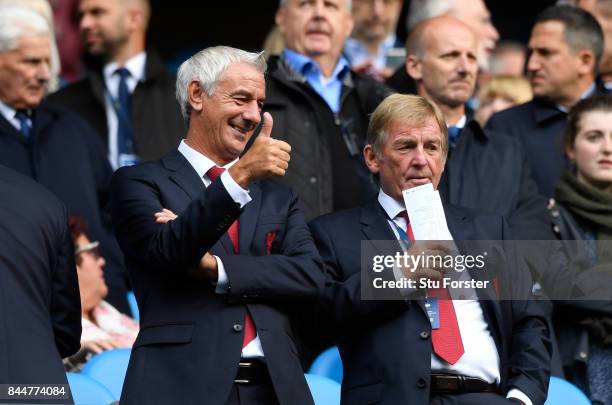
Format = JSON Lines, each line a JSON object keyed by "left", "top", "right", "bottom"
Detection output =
{"left": 266, "top": 231, "right": 276, "bottom": 255}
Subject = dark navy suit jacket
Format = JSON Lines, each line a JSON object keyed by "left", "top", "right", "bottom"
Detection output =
{"left": 309, "top": 202, "right": 551, "bottom": 405}
{"left": 111, "top": 150, "right": 324, "bottom": 405}
{"left": 0, "top": 165, "right": 81, "bottom": 385}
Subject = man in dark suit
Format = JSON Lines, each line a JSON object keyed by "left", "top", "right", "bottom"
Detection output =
{"left": 0, "top": 5, "right": 129, "bottom": 313}
{"left": 0, "top": 164, "right": 81, "bottom": 386}
{"left": 111, "top": 46, "right": 324, "bottom": 405}
{"left": 487, "top": 5, "right": 604, "bottom": 197}
{"left": 310, "top": 94, "right": 551, "bottom": 405}
{"left": 47, "top": 0, "right": 184, "bottom": 169}
{"left": 404, "top": 16, "right": 551, "bottom": 240}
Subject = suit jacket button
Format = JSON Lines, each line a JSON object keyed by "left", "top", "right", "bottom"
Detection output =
{"left": 233, "top": 324, "right": 243, "bottom": 332}
{"left": 417, "top": 378, "right": 427, "bottom": 389}
{"left": 419, "top": 331, "right": 429, "bottom": 339}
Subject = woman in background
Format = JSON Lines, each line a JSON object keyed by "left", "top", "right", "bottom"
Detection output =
{"left": 549, "top": 95, "right": 612, "bottom": 405}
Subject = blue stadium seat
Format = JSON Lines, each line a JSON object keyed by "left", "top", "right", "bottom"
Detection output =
{"left": 66, "top": 372, "right": 116, "bottom": 405}
{"left": 127, "top": 291, "right": 139, "bottom": 321}
{"left": 305, "top": 373, "right": 341, "bottom": 405}
{"left": 308, "top": 346, "right": 343, "bottom": 383}
{"left": 545, "top": 376, "right": 591, "bottom": 405}
{"left": 82, "top": 348, "right": 131, "bottom": 399}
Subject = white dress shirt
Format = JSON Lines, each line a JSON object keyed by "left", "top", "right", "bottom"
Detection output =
{"left": 178, "top": 140, "right": 264, "bottom": 358}
{"left": 378, "top": 189, "right": 533, "bottom": 405}
{"left": 103, "top": 52, "right": 147, "bottom": 170}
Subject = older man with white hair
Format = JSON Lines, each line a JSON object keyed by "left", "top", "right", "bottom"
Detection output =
{"left": 0, "top": 6, "right": 130, "bottom": 312}
{"left": 111, "top": 45, "right": 324, "bottom": 405}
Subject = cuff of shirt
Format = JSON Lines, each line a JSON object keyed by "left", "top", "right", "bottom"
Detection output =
{"left": 214, "top": 255, "right": 229, "bottom": 294}
{"left": 507, "top": 388, "right": 533, "bottom": 405}
{"left": 220, "top": 170, "right": 251, "bottom": 208}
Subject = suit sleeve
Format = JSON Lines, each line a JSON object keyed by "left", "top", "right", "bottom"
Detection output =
{"left": 218, "top": 188, "right": 325, "bottom": 301}
{"left": 50, "top": 204, "right": 82, "bottom": 358}
{"left": 309, "top": 218, "right": 409, "bottom": 336}
{"left": 111, "top": 166, "right": 242, "bottom": 272}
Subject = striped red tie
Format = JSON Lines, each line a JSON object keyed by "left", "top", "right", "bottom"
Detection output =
{"left": 207, "top": 166, "right": 256, "bottom": 348}
{"left": 397, "top": 210, "right": 464, "bottom": 364}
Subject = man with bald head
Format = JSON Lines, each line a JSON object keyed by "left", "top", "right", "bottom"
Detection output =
{"left": 405, "top": 16, "right": 552, "bottom": 240}
{"left": 49, "top": 0, "right": 184, "bottom": 169}
{"left": 387, "top": 0, "right": 500, "bottom": 92}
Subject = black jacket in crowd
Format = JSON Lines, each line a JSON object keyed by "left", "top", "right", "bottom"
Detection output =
{"left": 263, "top": 55, "right": 392, "bottom": 221}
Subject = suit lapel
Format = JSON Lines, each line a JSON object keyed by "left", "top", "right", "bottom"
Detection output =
{"left": 238, "top": 182, "right": 261, "bottom": 253}
{"left": 161, "top": 150, "right": 234, "bottom": 254}
{"left": 360, "top": 202, "right": 402, "bottom": 256}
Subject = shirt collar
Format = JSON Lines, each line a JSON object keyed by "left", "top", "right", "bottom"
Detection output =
{"left": 557, "top": 82, "right": 596, "bottom": 113}
{"left": 178, "top": 139, "right": 238, "bottom": 179}
{"left": 103, "top": 51, "right": 147, "bottom": 84}
{"left": 377, "top": 188, "right": 406, "bottom": 220}
{"left": 281, "top": 48, "right": 350, "bottom": 82}
{"left": 450, "top": 115, "right": 467, "bottom": 129}
{"left": 0, "top": 99, "right": 17, "bottom": 124}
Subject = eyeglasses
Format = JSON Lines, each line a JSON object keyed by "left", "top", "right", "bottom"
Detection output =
{"left": 74, "top": 241, "right": 101, "bottom": 259}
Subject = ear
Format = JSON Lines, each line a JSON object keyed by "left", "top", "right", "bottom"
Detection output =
{"left": 577, "top": 49, "right": 596, "bottom": 76}
{"left": 275, "top": 8, "right": 286, "bottom": 34}
{"left": 406, "top": 54, "right": 423, "bottom": 80}
{"left": 343, "top": 13, "right": 355, "bottom": 40}
{"left": 566, "top": 143, "right": 576, "bottom": 162}
{"left": 363, "top": 144, "right": 380, "bottom": 175}
{"left": 187, "top": 80, "right": 205, "bottom": 115}
{"left": 126, "top": 6, "right": 145, "bottom": 32}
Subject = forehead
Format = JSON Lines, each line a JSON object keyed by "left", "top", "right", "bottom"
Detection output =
{"left": 284, "top": 0, "right": 350, "bottom": 11}
{"left": 427, "top": 23, "right": 477, "bottom": 53}
{"left": 529, "top": 21, "right": 567, "bottom": 46}
{"left": 14, "top": 35, "right": 51, "bottom": 55}
{"left": 79, "top": 0, "right": 118, "bottom": 12}
{"left": 216, "top": 63, "right": 265, "bottom": 95}
{"left": 386, "top": 117, "right": 444, "bottom": 142}
{"left": 454, "top": 0, "right": 489, "bottom": 21}
{"left": 578, "top": 110, "right": 612, "bottom": 130}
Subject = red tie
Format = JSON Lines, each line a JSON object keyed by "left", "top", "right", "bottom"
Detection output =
{"left": 206, "top": 166, "right": 256, "bottom": 348}
{"left": 397, "top": 210, "right": 464, "bottom": 365}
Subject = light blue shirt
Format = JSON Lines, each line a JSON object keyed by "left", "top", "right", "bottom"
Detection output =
{"left": 282, "top": 48, "right": 350, "bottom": 112}
{"left": 344, "top": 34, "right": 397, "bottom": 71}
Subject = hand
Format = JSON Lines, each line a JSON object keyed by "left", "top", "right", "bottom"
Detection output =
{"left": 154, "top": 208, "right": 178, "bottom": 224}
{"left": 229, "top": 112, "right": 291, "bottom": 188}
{"left": 399, "top": 241, "right": 453, "bottom": 288}
{"left": 81, "top": 339, "right": 120, "bottom": 354}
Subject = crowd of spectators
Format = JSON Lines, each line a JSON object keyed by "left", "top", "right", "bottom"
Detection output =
{"left": 1, "top": 0, "right": 612, "bottom": 404}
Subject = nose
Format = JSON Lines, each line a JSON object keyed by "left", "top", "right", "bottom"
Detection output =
{"left": 97, "top": 255, "right": 106, "bottom": 268}
{"left": 488, "top": 23, "right": 500, "bottom": 42}
{"left": 79, "top": 13, "right": 92, "bottom": 32}
{"left": 527, "top": 52, "right": 540, "bottom": 73}
{"left": 372, "top": 0, "right": 385, "bottom": 17}
{"left": 313, "top": 0, "right": 325, "bottom": 16}
{"left": 411, "top": 146, "right": 428, "bottom": 167}
{"left": 242, "top": 100, "right": 261, "bottom": 126}
{"left": 37, "top": 60, "right": 52, "bottom": 82}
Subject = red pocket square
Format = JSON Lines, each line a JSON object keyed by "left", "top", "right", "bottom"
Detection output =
{"left": 266, "top": 231, "right": 276, "bottom": 255}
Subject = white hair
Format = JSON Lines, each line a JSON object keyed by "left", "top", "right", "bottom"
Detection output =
{"left": 278, "top": 0, "right": 352, "bottom": 10}
{"left": 175, "top": 46, "right": 267, "bottom": 123}
{"left": 407, "top": 0, "right": 456, "bottom": 30}
{"left": 0, "top": 5, "right": 50, "bottom": 53}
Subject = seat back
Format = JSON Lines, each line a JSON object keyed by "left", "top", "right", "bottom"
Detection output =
{"left": 308, "top": 346, "right": 343, "bottom": 383}
{"left": 66, "top": 372, "right": 116, "bottom": 405}
{"left": 545, "top": 376, "right": 591, "bottom": 405}
{"left": 82, "top": 348, "right": 131, "bottom": 399}
{"left": 305, "top": 373, "right": 341, "bottom": 405}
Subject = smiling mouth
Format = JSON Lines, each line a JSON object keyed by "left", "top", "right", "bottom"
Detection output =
{"left": 230, "top": 123, "right": 251, "bottom": 135}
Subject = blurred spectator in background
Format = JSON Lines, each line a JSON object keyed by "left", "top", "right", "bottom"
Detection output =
{"left": 263, "top": 25, "right": 285, "bottom": 58}
{"left": 487, "top": 5, "right": 604, "bottom": 197}
{"left": 475, "top": 75, "right": 533, "bottom": 126}
{"left": 489, "top": 41, "right": 528, "bottom": 77}
{"left": 548, "top": 95, "right": 612, "bottom": 404}
{"left": 562, "top": 0, "right": 612, "bottom": 90}
{"left": 387, "top": 0, "right": 500, "bottom": 93}
{"left": 266, "top": 0, "right": 391, "bottom": 221}
{"left": 68, "top": 216, "right": 138, "bottom": 358}
{"left": 50, "top": 0, "right": 83, "bottom": 84}
{"left": 0, "top": 0, "right": 61, "bottom": 91}
{"left": 406, "top": 16, "right": 551, "bottom": 240}
{"left": 0, "top": 165, "right": 81, "bottom": 386}
{"left": 344, "top": 0, "right": 404, "bottom": 81}
{"left": 48, "top": 0, "right": 184, "bottom": 170}
{"left": 0, "top": 5, "right": 130, "bottom": 314}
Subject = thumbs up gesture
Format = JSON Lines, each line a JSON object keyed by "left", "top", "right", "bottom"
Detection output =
{"left": 229, "top": 112, "right": 291, "bottom": 188}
